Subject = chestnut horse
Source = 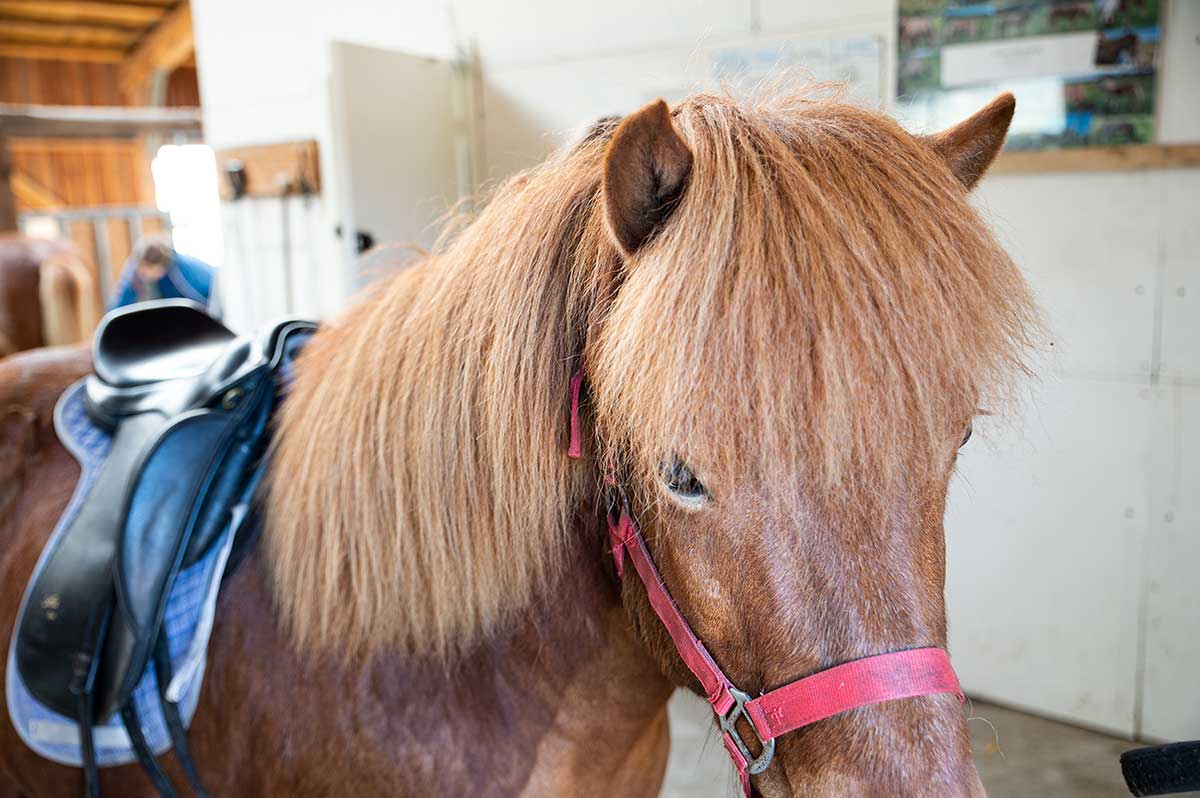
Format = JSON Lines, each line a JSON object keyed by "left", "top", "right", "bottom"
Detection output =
{"left": 0, "top": 236, "right": 102, "bottom": 358}
{"left": 1, "top": 90, "right": 1038, "bottom": 797}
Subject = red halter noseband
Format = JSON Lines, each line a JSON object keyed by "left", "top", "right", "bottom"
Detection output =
{"left": 567, "top": 371, "right": 964, "bottom": 796}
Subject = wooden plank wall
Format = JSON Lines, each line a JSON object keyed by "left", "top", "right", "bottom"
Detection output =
{"left": 8, "top": 137, "right": 161, "bottom": 278}
{"left": 0, "top": 56, "right": 195, "bottom": 281}
{"left": 0, "top": 57, "right": 199, "bottom": 106}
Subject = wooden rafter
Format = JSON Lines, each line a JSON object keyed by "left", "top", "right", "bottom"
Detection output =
{"left": 0, "top": 1, "right": 167, "bottom": 27}
{"left": 0, "top": 19, "right": 139, "bottom": 48}
{"left": 119, "top": 1, "right": 193, "bottom": 104}
{"left": 0, "top": 42, "right": 124, "bottom": 61}
{"left": 0, "top": 103, "right": 202, "bottom": 138}
{"left": 10, "top": 169, "right": 65, "bottom": 209}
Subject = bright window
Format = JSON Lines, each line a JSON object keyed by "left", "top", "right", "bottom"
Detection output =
{"left": 151, "top": 144, "right": 225, "bottom": 267}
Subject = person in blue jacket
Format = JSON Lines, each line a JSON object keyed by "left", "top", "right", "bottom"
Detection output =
{"left": 110, "top": 238, "right": 220, "bottom": 316}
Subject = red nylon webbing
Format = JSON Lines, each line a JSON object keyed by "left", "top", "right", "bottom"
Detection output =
{"left": 745, "top": 647, "right": 963, "bottom": 742}
{"left": 609, "top": 510, "right": 736, "bottom": 716}
{"left": 567, "top": 369, "right": 584, "bottom": 459}
{"left": 606, "top": 508, "right": 963, "bottom": 796}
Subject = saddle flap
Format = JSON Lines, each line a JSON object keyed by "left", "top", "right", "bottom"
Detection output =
{"left": 14, "top": 412, "right": 164, "bottom": 720}
{"left": 100, "top": 368, "right": 276, "bottom": 715}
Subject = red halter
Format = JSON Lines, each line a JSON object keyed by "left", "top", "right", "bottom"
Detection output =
{"left": 567, "top": 371, "right": 964, "bottom": 796}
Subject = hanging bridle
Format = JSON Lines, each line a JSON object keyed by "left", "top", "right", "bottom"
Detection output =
{"left": 567, "top": 368, "right": 964, "bottom": 796}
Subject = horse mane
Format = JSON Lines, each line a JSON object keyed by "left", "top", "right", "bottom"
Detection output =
{"left": 265, "top": 90, "right": 1038, "bottom": 661}
{"left": 265, "top": 136, "right": 615, "bottom": 661}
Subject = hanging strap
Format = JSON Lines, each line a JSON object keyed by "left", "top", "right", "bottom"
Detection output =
{"left": 75, "top": 688, "right": 99, "bottom": 798}
{"left": 153, "top": 632, "right": 210, "bottom": 798}
{"left": 119, "top": 702, "right": 179, "bottom": 798}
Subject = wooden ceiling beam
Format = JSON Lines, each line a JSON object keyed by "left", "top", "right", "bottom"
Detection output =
{"left": 0, "top": 1, "right": 166, "bottom": 28}
{"left": 119, "top": 1, "right": 193, "bottom": 103}
{"left": 0, "top": 42, "right": 124, "bottom": 62}
{"left": 0, "top": 19, "right": 139, "bottom": 47}
{"left": 0, "top": 103, "right": 202, "bottom": 139}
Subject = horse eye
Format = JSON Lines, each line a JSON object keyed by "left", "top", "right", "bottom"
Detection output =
{"left": 660, "top": 458, "right": 709, "bottom": 503}
{"left": 960, "top": 421, "right": 973, "bottom": 448}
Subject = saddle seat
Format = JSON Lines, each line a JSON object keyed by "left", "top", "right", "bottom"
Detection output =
{"left": 92, "top": 301, "right": 237, "bottom": 389}
{"left": 14, "top": 300, "right": 316, "bottom": 798}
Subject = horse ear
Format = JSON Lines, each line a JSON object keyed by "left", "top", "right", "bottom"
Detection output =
{"left": 602, "top": 99, "right": 693, "bottom": 254}
{"left": 926, "top": 93, "right": 1015, "bottom": 189}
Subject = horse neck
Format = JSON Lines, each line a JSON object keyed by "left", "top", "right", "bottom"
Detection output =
{"left": 464, "top": 512, "right": 675, "bottom": 796}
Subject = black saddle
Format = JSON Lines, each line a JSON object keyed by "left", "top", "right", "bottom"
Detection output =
{"left": 15, "top": 300, "right": 315, "bottom": 798}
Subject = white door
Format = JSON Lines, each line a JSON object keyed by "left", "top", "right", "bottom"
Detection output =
{"left": 329, "top": 41, "right": 476, "bottom": 289}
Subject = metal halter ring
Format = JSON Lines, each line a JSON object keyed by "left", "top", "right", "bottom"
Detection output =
{"left": 719, "top": 687, "right": 776, "bottom": 775}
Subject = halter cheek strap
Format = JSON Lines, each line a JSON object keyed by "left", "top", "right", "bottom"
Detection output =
{"left": 568, "top": 370, "right": 964, "bottom": 796}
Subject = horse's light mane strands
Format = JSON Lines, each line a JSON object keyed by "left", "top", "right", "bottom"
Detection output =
{"left": 265, "top": 90, "right": 1039, "bottom": 662}
{"left": 590, "top": 95, "right": 1039, "bottom": 497}
{"left": 265, "top": 134, "right": 614, "bottom": 661}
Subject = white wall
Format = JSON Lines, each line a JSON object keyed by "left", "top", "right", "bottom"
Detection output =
{"left": 947, "top": 167, "right": 1197, "bottom": 738}
{"left": 193, "top": 0, "right": 1200, "bottom": 741}
{"left": 191, "top": 0, "right": 458, "bottom": 328}
{"left": 945, "top": 3, "right": 1200, "bottom": 739}
{"left": 461, "top": 0, "right": 894, "bottom": 178}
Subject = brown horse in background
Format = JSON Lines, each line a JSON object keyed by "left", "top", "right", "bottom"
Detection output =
{"left": 0, "top": 237, "right": 102, "bottom": 358}
{"left": 1, "top": 90, "right": 1037, "bottom": 797}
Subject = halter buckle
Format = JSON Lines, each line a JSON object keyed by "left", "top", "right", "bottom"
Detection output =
{"left": 719, "top": 687, "right": 776, "bottom": 776}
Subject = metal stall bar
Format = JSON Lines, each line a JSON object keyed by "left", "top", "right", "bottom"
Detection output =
{"left": 91, "top": 216, "right": 112, "bottom": 300}
{"left": 18, "top": 206, "right": 172, "bottom": 303}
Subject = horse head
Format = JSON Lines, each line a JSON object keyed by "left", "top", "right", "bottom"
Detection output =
{"left": 579, "top": 93, "right": 1036, "bottom": 796}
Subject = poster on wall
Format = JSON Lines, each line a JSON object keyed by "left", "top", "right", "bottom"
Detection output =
{"left": 709, "top": 36, "right": 884, "bottom": 107}
{"left": 896, "top": 0, "right": 1161, "bottom": 149}
{"left": 639, "top": 35, "right": 885, "bottom": 114}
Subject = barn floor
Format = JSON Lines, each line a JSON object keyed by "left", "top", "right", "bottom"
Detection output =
{"left": 661, "top": 693, "right": 1157, "bottom": 797}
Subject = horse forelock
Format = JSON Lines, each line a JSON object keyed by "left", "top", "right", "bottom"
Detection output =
{"left": 591, "top": 93, "right": 1040, "bottom": 505}
{"left": 264, "top": 89, "right": 1040, "bottom": 662}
